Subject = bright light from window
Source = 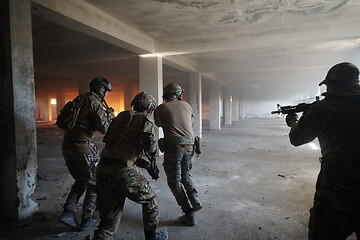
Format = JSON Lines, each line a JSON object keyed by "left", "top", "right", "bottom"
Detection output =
{"left": 139, "top": 51, "right": 190, "bottom": 58}
{"left": 308, "top": 142, "right": 319, "bottom": 150}
{"left": 140, "top": 53, "right": 163, "bottom": 58}
{"left": 50, "top": 98, "right": 57, "bottom": 105}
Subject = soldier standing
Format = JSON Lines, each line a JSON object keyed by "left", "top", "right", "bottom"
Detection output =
{"left": 58, "top": 77, "right": 115, "bottom": 231}
{"left": 154, "top": 83, "right": 202, "bottom": 226}
{"left": 92, "top": 92, "right": 168, "bottom": 240}
{"left": 285, "top": 62, "right": 360, "bottom": 239}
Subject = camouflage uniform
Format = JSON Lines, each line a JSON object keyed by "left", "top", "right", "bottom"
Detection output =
{"left": 93, "top": 109, "right": 158, "bottom": 240}
{"left": 61, "top": 91, "right": 112, "bottom": 221}
{"left": 154, "top": 100, "right": 202, "bottom": 216}
{"left": 289, "top": 90, "right": 360, "bottom": 239}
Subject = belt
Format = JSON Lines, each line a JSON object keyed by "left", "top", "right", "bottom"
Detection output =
{"left": 180, "top": 145, "right": 194, "bottom": 152}
{"left": 99, "top": 157, "right": 134, "bottom": 167}
{"left": 65, "top": 140, "right": 91, "bottom": 144}
{"left": 167, "top": 145, "right": 193, "bottom": 152}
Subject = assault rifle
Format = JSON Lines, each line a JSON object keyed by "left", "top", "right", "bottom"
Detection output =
{"left": 271, "top": 96, "right": 320, "bottom": 115}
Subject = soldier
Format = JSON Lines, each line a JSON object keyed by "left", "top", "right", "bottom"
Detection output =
{"left": 92, "top": 92, "right": 168, "bottom": 240}
{"left": 154, "top": 83, "right": 202, "bottom": 226}
{"left": 58, "top": 77, "right": 115, "bottom": 231}
{"left": 285, "top": 62, "right": 360, "bottom": 239}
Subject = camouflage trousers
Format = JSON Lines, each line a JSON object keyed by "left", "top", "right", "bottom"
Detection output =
{"left": 163, "top": 149, "right": 200, "bottom": 213}
{"left": 309, "top": 170, "right": 360, "bottom": 240}
{"left": 93, "top": 163, "right": 158, "bottom": 240}
{"left": 62, "top": 143, "right": 99, "bottom": 219}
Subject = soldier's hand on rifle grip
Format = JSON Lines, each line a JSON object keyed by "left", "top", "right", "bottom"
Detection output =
{"left": 286, "top": 113, "right": 299, "bottom": 127}
{"left": 107, "top": 108, "right": 116, "bottom": 120}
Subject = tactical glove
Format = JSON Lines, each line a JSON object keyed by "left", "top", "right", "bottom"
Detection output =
{"left": 107, "top": 108, "right": 116, "bottom": 120}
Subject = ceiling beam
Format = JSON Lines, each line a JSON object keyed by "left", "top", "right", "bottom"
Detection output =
{"left": 31, "top": 0, "right": 155, "bottom": 54}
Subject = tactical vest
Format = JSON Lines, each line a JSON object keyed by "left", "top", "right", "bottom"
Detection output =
{"left": 103, "top": 110, "right": 144, "bottom": 145}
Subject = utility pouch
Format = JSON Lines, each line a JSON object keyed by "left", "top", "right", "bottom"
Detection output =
{"left": 56, "top": 97, "right": 82, "bottom": 130}
{"left": 194, "top": 136, "right": 201, "bottom": 154}
{"left": 158, "top": 138, "right": 165, "bottom": 153}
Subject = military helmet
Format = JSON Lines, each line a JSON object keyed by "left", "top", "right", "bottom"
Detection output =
{"left": 89, "top": 77, "right": 112, "bottom": 91}
{"left": 163, "top": 83, "right": 183, "bottom": 100}
{"left": 319, "top": 62, "right": 359, "bottom": 86}
{"left": 131, "top": 92, "right": 156, "bottom": 112}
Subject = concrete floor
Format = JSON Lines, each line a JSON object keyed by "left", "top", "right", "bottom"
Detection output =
{"left": 0, "top": 118, "right": 357, "bottom": 239}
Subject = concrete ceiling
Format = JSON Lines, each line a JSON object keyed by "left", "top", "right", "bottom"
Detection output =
{"left": 32, "top": 0, "right": 360, "bottom": 101}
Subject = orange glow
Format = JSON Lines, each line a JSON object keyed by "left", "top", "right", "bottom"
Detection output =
{"left": 65, "top": 90, "right": 79, "bottom": 103}
{"left": 106, "top": 89, "right": 124, "bottom": 114}
{"left": 35, "top": 85, "right": 138, "bottom": 122}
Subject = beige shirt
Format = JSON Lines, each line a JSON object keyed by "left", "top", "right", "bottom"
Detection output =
{"left": 154, "top": 100, "right": 194, "bottom": 139}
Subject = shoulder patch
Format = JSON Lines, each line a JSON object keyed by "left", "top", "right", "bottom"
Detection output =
{"left": 143, "top": 116, "right": 154, "bottom": 133}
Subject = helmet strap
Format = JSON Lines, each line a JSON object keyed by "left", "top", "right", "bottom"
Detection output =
{"left": 94, "top": 86, "right": 106, "bottom": 98}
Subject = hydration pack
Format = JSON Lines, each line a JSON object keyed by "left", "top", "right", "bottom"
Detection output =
{"left": 56, "top": 97, "right": 83, "bottom": 130}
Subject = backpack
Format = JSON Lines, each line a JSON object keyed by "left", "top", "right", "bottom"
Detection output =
{"left": 56, "top": 97, "right": 83, "bottom": 130}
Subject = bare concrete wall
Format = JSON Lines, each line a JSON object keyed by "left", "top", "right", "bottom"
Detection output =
{"left": 0, "top": 0, "right": 38, "bottom": 219}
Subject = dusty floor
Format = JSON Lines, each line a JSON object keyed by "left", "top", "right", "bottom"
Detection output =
{"left": 0, "top": 118, "right": 357, "bottom": 240}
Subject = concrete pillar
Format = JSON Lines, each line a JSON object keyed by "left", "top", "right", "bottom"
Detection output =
{"left": 47, "top": 94, "right": 53, "bottom": 122}
{"left": 189, "top": 72, "right": 202, "bottom": 138}
{"left": 239, "top": 100, "right": 245, "bottom": 120}
{"left": 209, "top": 81, "right": 221, "bottom": 130}
{"left": 232, "top": 96, "right": 239, "bottom": 122}
{"left": 56, "top": 88, "right": 65, "bottom": 116}
{"left": 0, "top": 0, "right": 38, "bottom": 219}
{"left": 139, "top": 56, "right": 163, "bottom": 139}
{"left": 223, "top": 89, "right": 232, "bottom": 125}
{"left": 43, "top": 94, "right": 50, "bottom": 122}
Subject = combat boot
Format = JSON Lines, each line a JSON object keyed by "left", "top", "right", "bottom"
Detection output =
{"left": 144, "top": 229, "right": 168, "bottom": 240}
{"left": 78, "top": 217, "right": 99, "bottom": 231}
{"left": 181, "top": 211, "right": 196, "bottom": 226}
{"left": 78, "top": 205, "right": 98, "bottom": 231}
{"left": 58, "top": 208, "right": 78, "bottom": 227}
